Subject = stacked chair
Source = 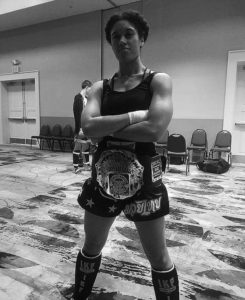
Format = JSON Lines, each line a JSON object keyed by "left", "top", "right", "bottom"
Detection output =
{"left": 31, "top": 124, "right": 52, "bottom": 150}
{"left": 61, "top": 124, "right": 74, "bottom": 151}
{"left": 158, "top": 129, "right": 232, "bottom": 175}
{"left": 166, "top": 133, "right": 189, "bottom": 175}
{"left": 155, "top": 130, "right": 169, "bottom": 156}
{"left": 187, "top": 129, "right": 208, "bottom": 163}
{"left": 209, "top": 130, "right": 232, "bottom": 165}
{"left": 31, "top": 124, "right": 75, "bottom": 152}
{"left": 50, "top": 124, "right": 63, "bottom": 151}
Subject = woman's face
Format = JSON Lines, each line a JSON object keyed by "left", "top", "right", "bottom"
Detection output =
{"left": 110, "top": 20, "right": 143, "bottom": 63}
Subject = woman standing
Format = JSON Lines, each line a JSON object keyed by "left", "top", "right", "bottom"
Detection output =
{"left": 73, "top": 10, "right": 179, "bottom": 300}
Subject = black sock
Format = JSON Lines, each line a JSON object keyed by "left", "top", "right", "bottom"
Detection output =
{"left": 73, "top": 250, "right": 101, "bottom": 300}
{"left": 73, "top": 151, "right": 81, "bottom": 168}
{"left": 78, "top": 154, "right": 83, "bottom": 167}
{"left": 152, "top": 265, "right": 179, "bottom": 300}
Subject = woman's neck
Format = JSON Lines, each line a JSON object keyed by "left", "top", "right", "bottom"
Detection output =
{"left": 118, "top": 60, "right": 145, "bottom": 78}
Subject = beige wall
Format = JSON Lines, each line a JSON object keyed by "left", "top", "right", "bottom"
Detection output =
{"left": 0, "top": 11, "right": 101, "bottom": 119}
{"left": 103, "top": 0, "right": 245, "bottom": 146}
{"left": 142, "top": 0, "right": 245, "bottom": 120}
{"left": 1, "top": 0, "right": 245, "bottom": 148}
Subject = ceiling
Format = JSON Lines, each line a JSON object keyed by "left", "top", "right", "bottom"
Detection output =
{"left": 0, "top": 0, "right": 139, "bottom": 32}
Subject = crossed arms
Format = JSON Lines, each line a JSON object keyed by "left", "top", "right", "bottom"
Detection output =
{"left": 81, "top": 73, "right": 173, "bottom": 143}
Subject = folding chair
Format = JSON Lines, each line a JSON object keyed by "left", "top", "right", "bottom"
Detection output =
{"left": 155, "top": 130, "right": 169, "bottom": 173}
{"left": 50, "top": 124, "right": 63, "bottom": 151}
{"left": 187, "top": 129, "right": 208, "bottom": 162}
{"left": 209, "top": 130, "right": 232, "bottom": 165}
{"left": 61, "top": 124, "right": 74, "bottom": 151}
{"left": 155, "top": 130, "right": 169, "bottom": 156}
{"left": 31, "top": 124, "right": 52, "bottom": 150}
{"left": 167, "top": 133, "right": 189, "bottom": 175}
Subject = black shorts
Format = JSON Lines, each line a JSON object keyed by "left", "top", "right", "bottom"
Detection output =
{"left": 77, "top": 178, "right": 169, "bottom": 222}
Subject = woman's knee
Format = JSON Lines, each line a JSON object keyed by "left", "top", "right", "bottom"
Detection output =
{"left": 83, "top": 238, "right": 105, "bottom": 255}
{"left": 147, "top": 247, "right": 172, "bottom": 270}
{"left": 83, "top": 212, "right": 115, "bottom": 255}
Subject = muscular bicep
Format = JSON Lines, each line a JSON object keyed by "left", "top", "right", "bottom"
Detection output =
{"left": 148, "top": 73, "right": 173, "bottom": 136}
{"left": 81, "top": 81, "right": 102, "bottom": 126}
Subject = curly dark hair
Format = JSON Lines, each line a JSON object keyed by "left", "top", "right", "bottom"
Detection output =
{"left": 105, "top": 10, "right": 150, "bottom": 44}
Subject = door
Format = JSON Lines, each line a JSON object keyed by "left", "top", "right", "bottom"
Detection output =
{"left": 0, "top": 71, "right": 40, "bottom": 145}
{"left": 8, "top": 79, "right": 37, "bottom": 144}
{"left": 23, "top": 79, "right": 37, "bottom": 144}
{"left": 224, "top": 50, "right": 245, "bottom": 161}
{"left": 8, "top": 81, "right": 25, "bottom": 143}
{"left": 234, "top": 64, "right": 245, "bottom": 154}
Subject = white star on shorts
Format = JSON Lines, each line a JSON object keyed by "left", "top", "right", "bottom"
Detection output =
{"left": 108, "top": 205, "right": 117, "bottom": 213}
{"left": 86, "top": 198, "right": 94, "bottom": 208}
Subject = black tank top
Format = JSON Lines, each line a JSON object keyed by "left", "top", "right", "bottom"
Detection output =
{"left": 98, "top": 71, "right": 157, "bottom": 156}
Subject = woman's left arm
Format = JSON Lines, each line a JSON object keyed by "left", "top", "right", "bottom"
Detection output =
{"left": 113, "top": 73, "right": 173, "bottom": 142}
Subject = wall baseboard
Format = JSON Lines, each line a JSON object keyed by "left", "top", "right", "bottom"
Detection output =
{"left": 232, "top": 155, "right": 245, "bottom": 164}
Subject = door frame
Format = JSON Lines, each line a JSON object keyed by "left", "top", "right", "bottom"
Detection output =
{"left": 0, "top": 70, "right": 40, "bottom": 144}
{"left": 224, "top": 50, "right": 245, "bottom": 161}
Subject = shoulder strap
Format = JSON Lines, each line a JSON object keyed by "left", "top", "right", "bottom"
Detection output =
{"left": 102, "top": 79, "right": 108, "bottom": 94}
{"left": 109, "top": 73, "right": 117, "bottom": 91}
{"left": 101, "top": 79, "right": 109, "bottom": 107}
{"left": 144, "top": 70, "right": 157, "bottom": 84}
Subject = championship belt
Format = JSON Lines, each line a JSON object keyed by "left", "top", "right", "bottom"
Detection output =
{"left": 95, "top": 149, "right": 144, "bottom": 200}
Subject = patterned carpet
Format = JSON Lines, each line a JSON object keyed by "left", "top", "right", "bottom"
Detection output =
{"left": 0, "top": 145, "right": 244, "bottom": 300}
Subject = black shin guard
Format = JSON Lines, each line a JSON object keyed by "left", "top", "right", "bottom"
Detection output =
{"left": 73, "top": 151, "right": 82, "bottom": 168}
{"left": 73, "top": 251, "right": 101, "bottom": 300}
{"left": 152, "top": 265, "right": 179, "bottom": 300}
{"left": 84, "top": 154, "right": 89, "bottom": 164}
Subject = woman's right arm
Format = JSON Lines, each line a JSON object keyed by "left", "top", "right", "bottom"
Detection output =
{"left": 81, "top": 80, "right": 148, "bottom": 138}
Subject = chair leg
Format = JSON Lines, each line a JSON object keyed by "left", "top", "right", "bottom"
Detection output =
{"left": 52, "top": 139, "right": 56, "bottom": 151}
{"left": 186, "top": 157, "right": 189, "bottom": 175}
{"left": 36, "top": 138, "right": 40, "bottom": 149}
{"left": 51, "top": 139, "right": 54, "bottom": 151}
{"left": 58, "top": 140, "right": 63, "bottom": 152}
{"left": 36, "top": 138, "right": 41, "bottom": 149}
{"left": 229, "top": 153, "right": 232, "bottom": 166}
{"left": 167, "top": 156, "right": 170, "bottom": 170}
{"left": 48, "top": 139, "right": 52, "bottom": 151}
{"left": 161, "top": 155, "right": 166, "bottom": 173}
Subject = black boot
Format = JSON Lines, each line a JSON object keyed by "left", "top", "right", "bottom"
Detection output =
{"left": 73, "top": 250, "right": 101, "bottom": 300}
{"left": 152, "top": 265, "right": 179, "bottom": 300}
